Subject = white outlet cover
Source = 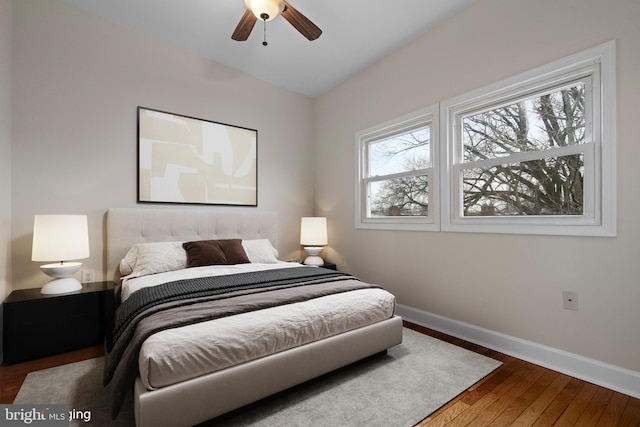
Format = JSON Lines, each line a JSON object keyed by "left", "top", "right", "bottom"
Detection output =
{"left": 562, "top": 290, "right": 579, "bottom": 311}
{"left": 81, "top": 269, "right": 95, "bottom": 283}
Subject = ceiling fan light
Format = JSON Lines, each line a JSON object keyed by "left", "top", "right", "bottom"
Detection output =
{"left": 244, "top": 0, "right": 284, "bottom": 21}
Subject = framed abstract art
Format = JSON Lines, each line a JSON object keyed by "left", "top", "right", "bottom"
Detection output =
{"left": 137, "top": 107, "right": 257, "bottom": 206}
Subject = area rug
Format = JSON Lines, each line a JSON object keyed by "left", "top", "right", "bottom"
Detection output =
{"left": 14, "top": 328, "right": 501, "bottom": 427}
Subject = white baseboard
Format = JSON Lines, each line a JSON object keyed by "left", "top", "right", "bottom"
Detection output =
{"left": 396, "top": 304, "right": 640, "bottom": 399}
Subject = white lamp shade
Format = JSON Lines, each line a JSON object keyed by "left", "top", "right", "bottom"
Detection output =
{"left": 32, "top": 215, "right": 90, "bottom": 262}
{"left": 300, "top": 217, "right": 328, "bottom": 246}
{"left": 244, "top": 0, "right": 284, "bottom": 21}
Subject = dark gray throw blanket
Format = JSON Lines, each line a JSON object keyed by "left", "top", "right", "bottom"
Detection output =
{"left": 104, "top": 267, "right": 381, "bottom": 419}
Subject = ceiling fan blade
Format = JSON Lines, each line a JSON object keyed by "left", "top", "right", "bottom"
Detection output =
{"left": 231, "top": 8, "right": 257, "bottom": 41}
{"left": 281, "top": 1, "right": 322, "bottom": 41}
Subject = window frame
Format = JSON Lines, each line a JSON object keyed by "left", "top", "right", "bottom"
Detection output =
{"left": 355, "top": 105, "right": 439, "bottom": 231}
{"left": 440, "top": 41, "right": 616, "bottom": 236}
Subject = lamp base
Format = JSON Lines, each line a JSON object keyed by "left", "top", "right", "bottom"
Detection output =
{"left": 39, "top": 261, "right": 84, "bottom": 294}
{"left": 303, "top": 247, "right": 324, "bottom": 266}
{"left": 39, "top": 261, "right": 82, "bottom": 278}
{"left": 40, "top": 277, "right": 83, "bottom": 295}
{"left": 303, "top": 255, "right": 324, "bottom": 266}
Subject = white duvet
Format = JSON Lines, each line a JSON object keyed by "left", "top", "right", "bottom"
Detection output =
{"left": 124, "top": 264, "right": 396, "bottom": 390}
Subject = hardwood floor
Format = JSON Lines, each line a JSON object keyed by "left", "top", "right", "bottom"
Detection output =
{"left": 405, "top": 323, "right": 640, "bottom": 427}
{"left": 0, "top": 344, "right": 104, "bottom": 404}
{"left": 1, "top": 322, "right": 638, "bottom": 426}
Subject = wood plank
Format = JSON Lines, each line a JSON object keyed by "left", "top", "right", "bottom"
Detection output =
{"left": 443, "top": 357, "right": 530, "bottom": 426}
{"left": 452, "top": 362, "right": 546, "bottom": 426}
{"left": 461, "top": 364, "right": 514, "bottom": 405}
{"left": 487, "top": 369, "right": 560, "bottom": 426}
{"left": 575, "top": 386, "right": 613, "bottom": 425}
{"left": 553, "top": 382, "right": 599, "bottom": 426}
{"left": 510, "top": 372, "right": 573, "bottom": 426}
{"left": 417, "top": 400, "right": 470, "bottom": 426}
{"left": 596, "top": 392, "right": 629, "bottom": 427}
{"left": 531, "top": 377, "right": 583, "bottom": 426}
{"left": 617, "top": 396, "right": 640, "bottom": 427}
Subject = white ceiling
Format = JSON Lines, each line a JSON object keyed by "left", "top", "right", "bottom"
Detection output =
{"left": 62, "top": 0, "right": 476, "bottom": 98}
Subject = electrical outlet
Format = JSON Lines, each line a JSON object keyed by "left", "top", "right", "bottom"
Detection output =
{"left": 562, "top": 290, "right": 579, "bottom": 311}
{"left": 81, "top": 269, "right": 95, "bottom": 284}
{"left": 341, "top": 256, "right": 347, "bottom": 266}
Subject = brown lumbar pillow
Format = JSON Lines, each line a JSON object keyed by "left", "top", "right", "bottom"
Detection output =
{"left": 218, "top": 239, "right": 251, "bottom": 264}
{"left": 183, "top": 239, "right": 250, "bottom": 267}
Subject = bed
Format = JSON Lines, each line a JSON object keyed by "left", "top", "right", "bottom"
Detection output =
{"left": 105, "top": 208, "right": 403, "bottom": 427}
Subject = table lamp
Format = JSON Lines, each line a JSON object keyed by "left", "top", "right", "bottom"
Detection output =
{"left": 300, "top": 217, "right": 327, "bottom": 266}
{"left": 32, "top": 214, "right": 90, "bottom": 294}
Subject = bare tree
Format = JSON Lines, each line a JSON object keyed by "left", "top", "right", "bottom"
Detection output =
{"left": 371, "top": 85, "right": 585, "bottom": 218}
{"left": 369, "top": 129, "right": 429, "bottom": 217}
{"left": 462, "top": 85, "right": 585, "bottom": 216}
{"left": 370, "top": 169, "right": 429, "bottom": 217}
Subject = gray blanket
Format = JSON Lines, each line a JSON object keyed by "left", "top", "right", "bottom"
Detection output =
{"left": 104, "top": 267, "right": 379, "bottom": 419}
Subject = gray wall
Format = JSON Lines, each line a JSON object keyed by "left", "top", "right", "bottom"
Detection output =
{"left": 314, "top": 0, "right": 640, "bottom": 373}
{"left": 10, "top": 0, "right": 316, "bottom": 289}
{"left": 0, "top": 0, "right": 13, "bottom": 363}
{"left": 1, "top": 0, "right": 12, "bottom": 303}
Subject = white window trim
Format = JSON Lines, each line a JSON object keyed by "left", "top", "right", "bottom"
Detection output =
{"left": 355, "top": 105, "right": 439, "bottom": 231}
{"left": 440, "top": 41, "right": 616, "bottom": 237}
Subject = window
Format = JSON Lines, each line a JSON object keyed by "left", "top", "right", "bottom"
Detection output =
{"left": 356, "top": 106, "right": 439, "bottom": 231}
{"left": 355, "top": 42, "right": 615, "bottom": 236}
{"left": 440, "top": 41, "right": 616, "bottom": 236}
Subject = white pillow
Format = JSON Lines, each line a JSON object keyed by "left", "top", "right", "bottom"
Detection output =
{"left": 119, "top": 246, "right": 139, "bottom": 276}
{"left": 241, "top": 239, "right": 279, "bottom": 263}
{"left": 120, "top": 241, "right": 187, "bottom": 278}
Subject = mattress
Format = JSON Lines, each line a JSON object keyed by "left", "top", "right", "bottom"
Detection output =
{"left": 120, "top": 263, "right": 396, "bottom": 391}
{"left": 139, "top": 288, "right": 395, "bottom": 389}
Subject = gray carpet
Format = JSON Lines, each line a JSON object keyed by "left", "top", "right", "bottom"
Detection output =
{"left": 14, "top": 328, "right": 501, "bottom": 427}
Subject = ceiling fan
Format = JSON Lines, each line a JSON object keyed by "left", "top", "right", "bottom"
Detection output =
{"left": 232, "top": 0, "right": 322, "bottom": 45}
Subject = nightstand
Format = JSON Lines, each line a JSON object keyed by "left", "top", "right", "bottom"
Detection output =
{"left": 299, "top": 261, "right": 337, "bottom": 270}
{"left": 2, "top": 281, "right": 115, "bottom": 364}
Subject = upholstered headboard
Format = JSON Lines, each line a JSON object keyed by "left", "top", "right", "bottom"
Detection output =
{"left": 106, "top": 208, "right": 278, "bottom": 282}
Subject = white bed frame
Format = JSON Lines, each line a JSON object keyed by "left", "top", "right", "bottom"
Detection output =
{"left": 107, "top": 208, "right": 403, "bottom": 427}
